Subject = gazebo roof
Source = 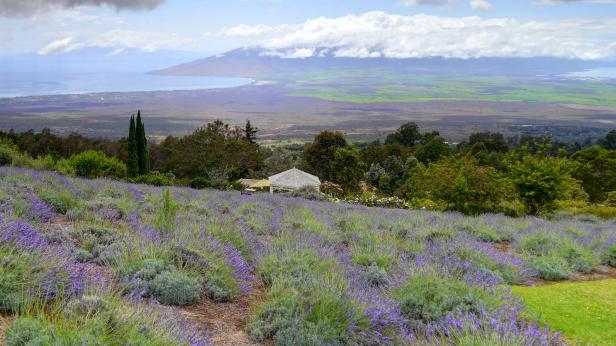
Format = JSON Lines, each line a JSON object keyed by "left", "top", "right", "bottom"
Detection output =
{"left": 268, "top": 168, "right": 320, "bottom": 189}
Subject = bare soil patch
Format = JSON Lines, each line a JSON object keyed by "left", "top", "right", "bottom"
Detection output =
{"left": 181, "top": 285, "right": 267, "bottom": 346}
{"left": 0, "top": 314, "right": 13, "bottom": 345}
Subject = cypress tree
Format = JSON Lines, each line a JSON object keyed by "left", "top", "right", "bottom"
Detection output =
{"left": 127, "top": 115, "right": 139, "bottom": 177}
{"left": 136, "top": 110, "right": 150, "bottom": 175}
{"left": 244, "top": 119, "right": 257, "bottom": 144}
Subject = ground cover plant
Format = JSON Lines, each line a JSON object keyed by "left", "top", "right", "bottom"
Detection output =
{"left": 0, "top": 166, "right": 614, "bottom": 345}
{"left": 511, "top": 280, "right": 616, "bottom": 346}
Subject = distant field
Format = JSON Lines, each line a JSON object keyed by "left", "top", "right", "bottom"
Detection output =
{"left": 284, "top": 72, "right": 616, "bottom": 108}
{"left": 512, "top": 280, "right": 616, "bottom": 346}
{"left": 1, "top": 70, "right": 615, "bottom": 141}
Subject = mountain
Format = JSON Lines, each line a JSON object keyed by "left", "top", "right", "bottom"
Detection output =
{"left": 154, "top": 47, "right": 611, "bottom": 78}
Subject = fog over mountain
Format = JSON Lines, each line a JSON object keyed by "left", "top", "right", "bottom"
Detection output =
{"left": 155, "top": 47, "right": 611, "bottom": 78}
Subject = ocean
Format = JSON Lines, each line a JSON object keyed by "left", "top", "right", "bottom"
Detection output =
{"left": 0, "top": 70, "right": 252, "bottom": 98}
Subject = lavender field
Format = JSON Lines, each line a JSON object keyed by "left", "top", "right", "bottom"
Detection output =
{"left": 1, "top": 166, "right": 615, "bottom": 345}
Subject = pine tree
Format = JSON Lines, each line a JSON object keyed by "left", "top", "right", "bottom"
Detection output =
{"left": 127, "top": 115, "right": 139, "bottom": 177}
{"left": 136, "top": 110, "right": 149, "bottom": 175}
{"left": 244, "top": 119, "right": 258, "bottom": 144}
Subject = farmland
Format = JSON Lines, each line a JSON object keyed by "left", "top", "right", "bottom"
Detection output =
{"left": 1, "top": 72, "right": 615, "bottom": 143}
{"left": 1, "top": 166, "right": 615, "bottom": 345}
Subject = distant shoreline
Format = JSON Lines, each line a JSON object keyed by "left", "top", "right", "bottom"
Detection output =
{"left": 0, "top": 72, "right": 254, "bottom": 99}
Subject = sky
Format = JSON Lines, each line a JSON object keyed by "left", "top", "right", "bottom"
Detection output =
{"left": 1, "top": 0, "right": 616, "bottom": 60}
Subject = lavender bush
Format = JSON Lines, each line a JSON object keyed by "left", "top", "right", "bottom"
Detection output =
{"left": 1, "top": 166, "right": 614, "bottom": 345}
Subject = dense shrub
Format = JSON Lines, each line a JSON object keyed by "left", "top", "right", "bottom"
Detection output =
{"left": 286, "top": 186, "right": 324, "bottom": 201}
{"left": 364, "top": 263, "right": 388, "bottom": 287}
{"left": 603, "top": 244, "right": 616, "bottom": 267}
{"left": 68, "top": 150, "right": 126, "bottom": 179}
{"left": 148, "top": 271, "right": 200, "bottom": 306}
{"left": 528, "top": 257, "right": 571, "bottom": 281}
{"left": 5, "top": 317, "right": 50, "bottom": 346}
{"left": 71, "top": 225, "right": 122, "bottom": 265}
{"left": 560, "top": 242, "right": 597, "bottom": 273}
{"left": 64, "top": 295, "right": 110, "bottom": 316}
{"left": 458, "top": 221, "right": 512, "bottom": 243}
{"left": 39, "top": 189, "right": 76, "bottom": 214}
{"left": 0, "top": 247, "right": 79, "bottom": 312}
{"left": 0, "top": 146, "right": 14, "bottom": 166}
{"left": 132, "top": 172, "right": 172, "bottom": 186}
{"left": 397, "top": 274, "right": 490, "bottom": 329}
{"left": 203, "top": 275, "right": 233, "bottom": 302}
{"left": 118, "top": 259, "right": 201, "bottom": 306}
{"left": 516, "top": 233, "right": 556, "bottom": 256}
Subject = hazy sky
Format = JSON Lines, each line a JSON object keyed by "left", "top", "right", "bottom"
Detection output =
{"left": 1, "top": 0, "right": 616, "bottom": 59}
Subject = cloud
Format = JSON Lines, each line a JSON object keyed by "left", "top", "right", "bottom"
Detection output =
{"left": 219, "top": 24, "right": 291, "bottom": 37}
{"left": 403, "top": 0, "right": 456, "bottom": 5}
{"left": 537, "top": 0, "right": 616, "bottom": 3}
{"left": 38, "top": 36, "right": 81, "bottom": 55}
{"left": 37, "top": 30, "right": 193, "bottom": 55}
{"left": 403, "top": 0, "right": 493, "bottom": 9}
{"left": 0, "top": 0, "right": 165, "bottom": 17}
{"left": 469, "top": 0, "right": 493, "bottom": 11}
{"left": 231, "top": 11, "right": 616, "bottom": 60}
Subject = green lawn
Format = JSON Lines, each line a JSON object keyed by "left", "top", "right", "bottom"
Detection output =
{"left": 511, "top": 279, "right": 616, "bottom": 346}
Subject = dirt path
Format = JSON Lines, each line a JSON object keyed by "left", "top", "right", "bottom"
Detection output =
{"left": 181, "top": 285, "right": 267, "bottom": 346}
{"left": 0, "top": 314, "right": 13, "bottom": 345}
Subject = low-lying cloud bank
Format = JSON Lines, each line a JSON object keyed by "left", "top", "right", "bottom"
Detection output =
{"left": 0, "top": 0, "right": 165, "bottom": 17}
{"left": 221, "top": 11, "right": 616, "bottom": 60}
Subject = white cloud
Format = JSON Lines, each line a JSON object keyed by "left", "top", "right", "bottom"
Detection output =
{"left": 38, "top": 36, "right": 81, "bottom": 55}
{"left": 219, "top": 23, "right": 291, "bottom": 37}
{"left": 0, "top": 0, "right": 165, "bottom": 17}
{"left": 403, "top": 0, "right": 456, "bottom": 5}
{"left": 404, "top": 0, "right": 492, "bottom": 10}
{"left": 537, "top": 0, "right": 616, "bottom": 3}
{"left": 230, "top": 11, "right": 616, "bottom": 60}
{"left": 37, "top": 30, "right": 194, "bottom": 55}
{"left": 470, "top": 0, "right": 493, "bottom": 11}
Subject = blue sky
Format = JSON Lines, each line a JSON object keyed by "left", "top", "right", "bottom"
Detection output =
{"left": 1, "top": 0, "right": 616, "bottom": 59}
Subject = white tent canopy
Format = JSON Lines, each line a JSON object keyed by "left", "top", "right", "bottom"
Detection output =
{"left": 268, "top": 168, "right": 321, "bottom": 193}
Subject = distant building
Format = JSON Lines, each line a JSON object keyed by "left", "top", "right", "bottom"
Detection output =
{"left": 238, "top": 178, "right": 270, "bottom": 191}
{"left": 268, "top": 168, "right": 321, "bottom": 194}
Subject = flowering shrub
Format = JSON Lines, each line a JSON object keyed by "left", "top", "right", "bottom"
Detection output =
{"left": 3, "top": 167, "right": 615, "bottom": 345}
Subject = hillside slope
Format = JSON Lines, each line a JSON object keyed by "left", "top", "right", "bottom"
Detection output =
{"left": 0, "top": 167, "right": 615, "bottom": 344}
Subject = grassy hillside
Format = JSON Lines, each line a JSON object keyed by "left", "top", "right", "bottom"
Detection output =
{"left": 0, "top": 167, "right": 615, "bottom": 344}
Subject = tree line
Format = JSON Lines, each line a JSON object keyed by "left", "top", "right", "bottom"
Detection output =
{"left": 1, "top": 116, "right": 615, "bottom": 216}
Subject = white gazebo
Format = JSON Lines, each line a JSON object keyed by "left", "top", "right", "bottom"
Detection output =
{"left": 268, "top": 168, "right": 321, "bottom": 194}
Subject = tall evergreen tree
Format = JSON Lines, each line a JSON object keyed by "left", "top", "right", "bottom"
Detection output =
{"left": 127, "top": 115, "right": 139, "bottom": 177}
{"left": 136, "top": 110, "right": 149, "bottom": 175}
{"left": 244, "top": 119, "right": 258, "bottom": 144}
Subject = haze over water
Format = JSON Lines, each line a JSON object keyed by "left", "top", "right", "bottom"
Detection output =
{"left": 0, "top": 70, "right": 251, "bottom": 98}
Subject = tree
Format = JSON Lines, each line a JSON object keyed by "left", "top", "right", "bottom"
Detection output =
{"left": 402, "top": 156, "right": 514, "bottom": 215}
{"left": 152, "top": 120, "right": 265, "bottom": 182}
{"left": 416, "top": 137, "right": 451, "bottom": 164}
{"left": 136, "top": 110, "right": 149, "bottom": 175}
{"left": 507, "top": 155, "right": 579, "bottom": 215}
{"left": 127, "top": 115, "right": 139, "bottom": 178}
{"left": 244, "top": 119, "right": 258, "bottom": 144}
{"left": 330, "top": 146, "right": 365, "bottom": 192}
{"left": 463, "top": 132, "right": 509, "bottom": 154}
{"left": 263, "top": 147, "right": 295, "bottom": 177}
{"left": 598, "top": 130, "right": 616, "bottom": 150}
{"left": 300, "top": 131, "right": 347, "bottom": 181}
{"left": 385, "top": 122, "right": 422, "bottom": 147}
{"left": 571, "top": 146, "right": 616, "bottom": 202}
{"left": 68, "top": 150, "right": 126, "bottom": 179}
